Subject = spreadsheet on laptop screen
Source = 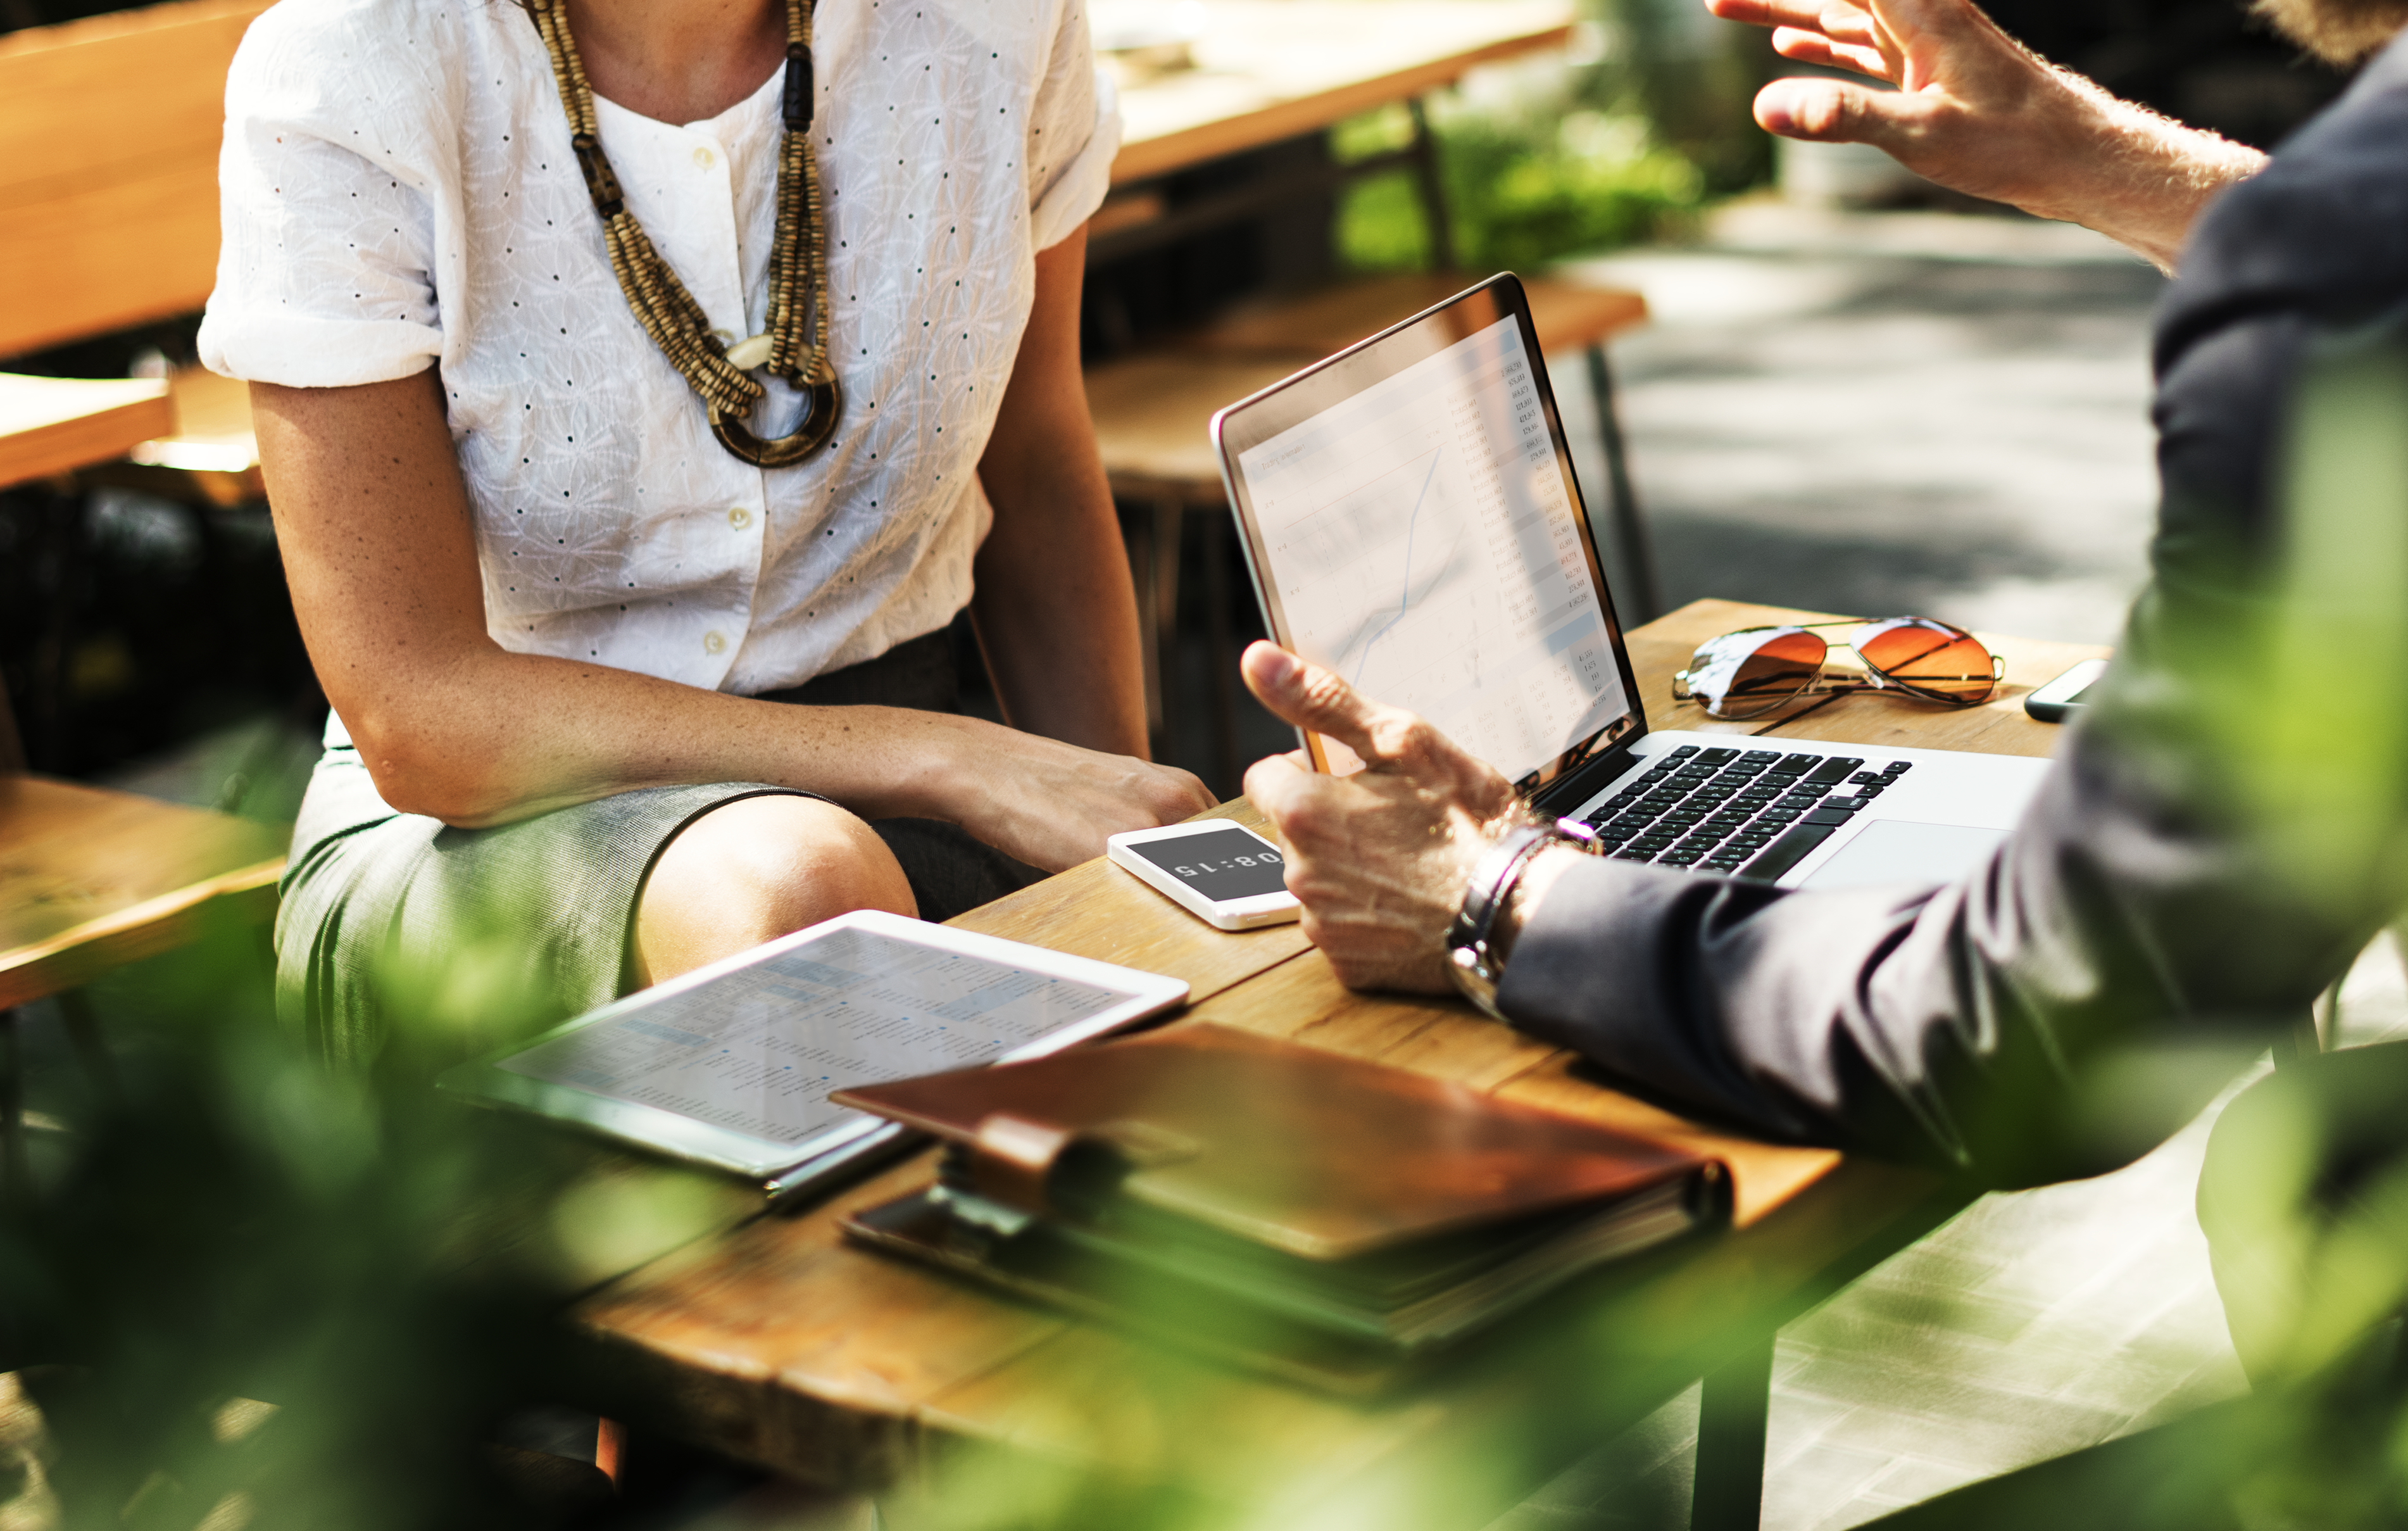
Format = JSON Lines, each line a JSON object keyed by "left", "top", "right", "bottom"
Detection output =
{"left": 1235, "top": 315, "right": 1630, "bottom": 781}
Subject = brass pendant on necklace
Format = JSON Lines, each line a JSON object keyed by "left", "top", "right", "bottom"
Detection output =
{"left": 712, "top": 375, "right": 841, "bottom": 468}
{"left": 530, "top": 0, "right": 841, "bottom": 469}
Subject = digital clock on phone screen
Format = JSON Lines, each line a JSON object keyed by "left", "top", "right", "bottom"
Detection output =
{"left": 1120, "top": 826, "right": 1289, "bottom": 902}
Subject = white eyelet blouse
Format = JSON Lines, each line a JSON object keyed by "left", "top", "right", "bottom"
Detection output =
{"left": 199, "top": 0, "right": 1117, "bottom": 700}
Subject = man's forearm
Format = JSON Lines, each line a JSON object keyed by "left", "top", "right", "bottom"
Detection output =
{"left": 1488, "top": 844, "right": 1581, "bottom": 969}
{"left": 1719, "top": 0, "right": 2264, "bottom": 274}
{"left": 2021, "top": 67, "right": 2266, "bottom": 271}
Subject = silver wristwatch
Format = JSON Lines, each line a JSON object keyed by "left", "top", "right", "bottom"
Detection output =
{"left": 1443, "top": 818, "right": 1597, "bottom": 1021}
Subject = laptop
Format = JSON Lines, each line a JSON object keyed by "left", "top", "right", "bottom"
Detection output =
{"left": 1208, "top": 274, "right": 2050, "bottom": 890}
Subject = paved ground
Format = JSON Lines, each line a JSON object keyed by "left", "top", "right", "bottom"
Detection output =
{"left": 1492, "top": 1085, "right": 2257, "bottom": 1531}
{"left": 1558, "top": 201, "right": 2168, "bottom": 645}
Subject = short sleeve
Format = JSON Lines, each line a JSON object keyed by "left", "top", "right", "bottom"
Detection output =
{"left": 197, "top": 6, "right": 446, "bottom": 387}
{"left": 1025, "top": 1, "right": 1120, "bottom": 251}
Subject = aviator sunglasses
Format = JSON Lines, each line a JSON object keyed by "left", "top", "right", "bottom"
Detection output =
{"left": 1671, "top": 618, "right": 2005, "bottom": 721}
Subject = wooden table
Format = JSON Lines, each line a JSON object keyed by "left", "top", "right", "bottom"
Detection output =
{"left": 1106, "top": 0, "right": 1576, "bottom": 187}
{"left": 568, "top": 600, "right": 2109, "bottom": 1530}
{"left": 0, "top": 775, "right": 285, "bottom": 1011}
{"left": 0, "top": 373, "right": 171, "bottom": 491}
{"left": 1093, "top": 0, "right": 1576, "bottom": 272}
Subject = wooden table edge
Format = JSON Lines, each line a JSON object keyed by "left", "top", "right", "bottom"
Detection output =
{"left": 1108, "top": 22, "right": 1575, "bottom": 186}
{"left": 0, "top": 379, "right": 175, "bottom": 489}
{"left": 0, "top": 854, "right": 284, "bottom": 1010}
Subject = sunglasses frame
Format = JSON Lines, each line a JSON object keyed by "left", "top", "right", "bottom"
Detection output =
{"left": 1671, "top": 618, "right": 2006, "bottom": 721}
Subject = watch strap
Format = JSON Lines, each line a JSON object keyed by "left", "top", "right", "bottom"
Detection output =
{"left": 1445, "top": 823, "right": 1561, "bottom": 1020}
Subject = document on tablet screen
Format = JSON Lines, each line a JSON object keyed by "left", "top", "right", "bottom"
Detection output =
{"left": 495, "top": 925, "right": 1132, "bottom": 1147}
{"left": 1235, "top": 317, "right": 1629, "bottom": 779}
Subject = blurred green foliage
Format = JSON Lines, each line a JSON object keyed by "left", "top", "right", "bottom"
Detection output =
{"left": 1595, "top": 0, "right": 1776, "bottom": 194}
{"left": 0, "top": 909, "right": 737, "bottom": 1531}
{"left": 1891, "top": 319, "right": 2408, "bottom": 1531}
{"left": 1334, "top": 107, "right": 1702, "bottom": 273}
{"left": 1331, "top": 0, "right": 1771, "bottom": 275}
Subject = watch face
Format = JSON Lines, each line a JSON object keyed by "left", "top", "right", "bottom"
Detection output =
{"left": 1446, "top": 940, "right": 1506, "bottom": 1019}
{"left": 1123, "top": 827, "right": 1289, "bottom": 902}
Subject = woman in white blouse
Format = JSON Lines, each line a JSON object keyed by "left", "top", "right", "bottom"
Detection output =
{"left": 200, "top": 0, "right": 1212, "bottom": 1062}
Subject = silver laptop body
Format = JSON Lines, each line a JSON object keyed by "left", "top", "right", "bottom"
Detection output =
{"left": 1209, "top": 274, "right": 2049, "bottom": 892}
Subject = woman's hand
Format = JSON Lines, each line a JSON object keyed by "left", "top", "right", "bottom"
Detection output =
{"left": 1238, "top": 642, "right": 1519, "bottom": 993}
{"left": 1707, "top": 0, "right": 2264, "bottom": 271}
{"left": 931, "top": 717, "right": 1214, "bottom": 872}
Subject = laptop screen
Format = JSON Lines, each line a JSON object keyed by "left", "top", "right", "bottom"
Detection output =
{"left": 1213, "top": 276, "right": 1641, "bottom": 793}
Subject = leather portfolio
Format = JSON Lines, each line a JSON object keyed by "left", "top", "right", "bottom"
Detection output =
{"left": 834, "top": 1023, "right": 1728, "bottom": 1390}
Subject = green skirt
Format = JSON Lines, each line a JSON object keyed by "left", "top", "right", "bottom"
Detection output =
{"left": 273, "top": 631, "right": 1041, "bottom": 1074}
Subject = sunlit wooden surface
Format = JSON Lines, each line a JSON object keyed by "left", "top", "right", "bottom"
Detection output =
{"left": 1181, "top": 272, "right": 1649, "bottom": 360}
{"left": 0, "top": 373, "right": 172, "bottom": 489}
{"left": 1108, "top": 0, "right": 1575, "bottom": 185}
{"left": 0, "top": 776, "right": 285, "bottom": 1010}
{"left": 0, "top": 0, "right": 270, "bottom": 359}
{"left": 570, "top": 601, "right": 2105, "bottom": 1519}
{"left": 1084, "top": 354, "right": 1301, "bottom": 503}
{"left": 80, "top": 365, "right": 270, "bottom": 508}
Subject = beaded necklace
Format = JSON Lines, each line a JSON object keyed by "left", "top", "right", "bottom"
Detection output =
{"left": 527, "top": 0, "right": 839, "bottom": 467}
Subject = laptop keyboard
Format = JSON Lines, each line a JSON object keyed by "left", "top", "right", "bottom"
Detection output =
{"left": 1579, "top": 745, "right": 1913, "bottom": 881}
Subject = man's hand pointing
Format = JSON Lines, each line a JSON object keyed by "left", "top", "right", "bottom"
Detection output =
{"left": 1239, "top": 641, "right": 1523, "bottom": 992}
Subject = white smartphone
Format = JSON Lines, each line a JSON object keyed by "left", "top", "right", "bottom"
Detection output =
{"left": 1106, "top": 820, "right": 1302, "bottom": 931}
{"left": 2024, "top": 657, "right": 2110, "bottom": 722}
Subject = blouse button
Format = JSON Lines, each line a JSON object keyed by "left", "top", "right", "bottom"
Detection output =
{"left": 703, "top": 630, "right": 727, "bottom": 655}
{"left": 692, "top": 145, "right": 717, "bottom": 171}
{"left": 727, "top": 507, "right": 752, "bottom": 530}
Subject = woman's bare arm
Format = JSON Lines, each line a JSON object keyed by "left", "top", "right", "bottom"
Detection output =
{"left": 971, "top": 226, "right": 1154, "bottom": 760}
{"left": 254, "top": 365, "right": 1208, "bottom": 867}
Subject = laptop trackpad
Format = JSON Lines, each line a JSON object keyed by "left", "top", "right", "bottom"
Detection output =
{"left": 1797, "top": 820, "right": 2007, "bottom": 891}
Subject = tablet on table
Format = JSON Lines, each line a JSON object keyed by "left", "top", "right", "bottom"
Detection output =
{"left": 437, "top": 909, "right": 1189, "bottom": 1202}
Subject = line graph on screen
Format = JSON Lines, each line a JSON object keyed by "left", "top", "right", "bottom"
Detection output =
{"left": 1345, "top": 448, "right": 1445, "bottom": 685}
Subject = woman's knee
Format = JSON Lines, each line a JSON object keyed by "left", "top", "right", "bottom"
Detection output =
{"left": 634, "top": 795, "right": 913, "bottom": 984}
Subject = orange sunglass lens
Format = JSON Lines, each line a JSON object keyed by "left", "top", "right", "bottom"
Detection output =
{"left": 1715, "top": 629, "right": 1829, "bottom": 715}
{"left": 1857, "top": 621, "right": 1997, "bottom": 703}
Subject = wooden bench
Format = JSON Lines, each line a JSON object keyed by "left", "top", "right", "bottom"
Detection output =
{"left": 1, "top": 0, "right": 281, "bottom": 761}
{"left": 0, "top": 373, "right": 171, "bottom": 489}
{"left": 0, "top": 670, "right": 285, "bottom": 1198}
{"left": 0, "top": 0, "right": 285, "bottom": 1198}
{"left": 0, "top": 0, "right": 275, "bottom": 506}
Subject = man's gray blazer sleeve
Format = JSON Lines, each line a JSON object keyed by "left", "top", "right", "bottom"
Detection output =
{"left": 1493, "top": 706, "right": 2364, "bottom": 1184}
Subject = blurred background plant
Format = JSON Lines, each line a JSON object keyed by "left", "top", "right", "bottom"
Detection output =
{"left": 1328, "top": 0, "right": 2345, "bottom": 280}
{"left": 1334, "top": 103, "right": 1705, "bottom": 273}
{"left": 1332, "top": 0, "right": 1759, "bottom": 275}
{"left": 0, "top": 908, "right": 744, "bottom": 1531}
